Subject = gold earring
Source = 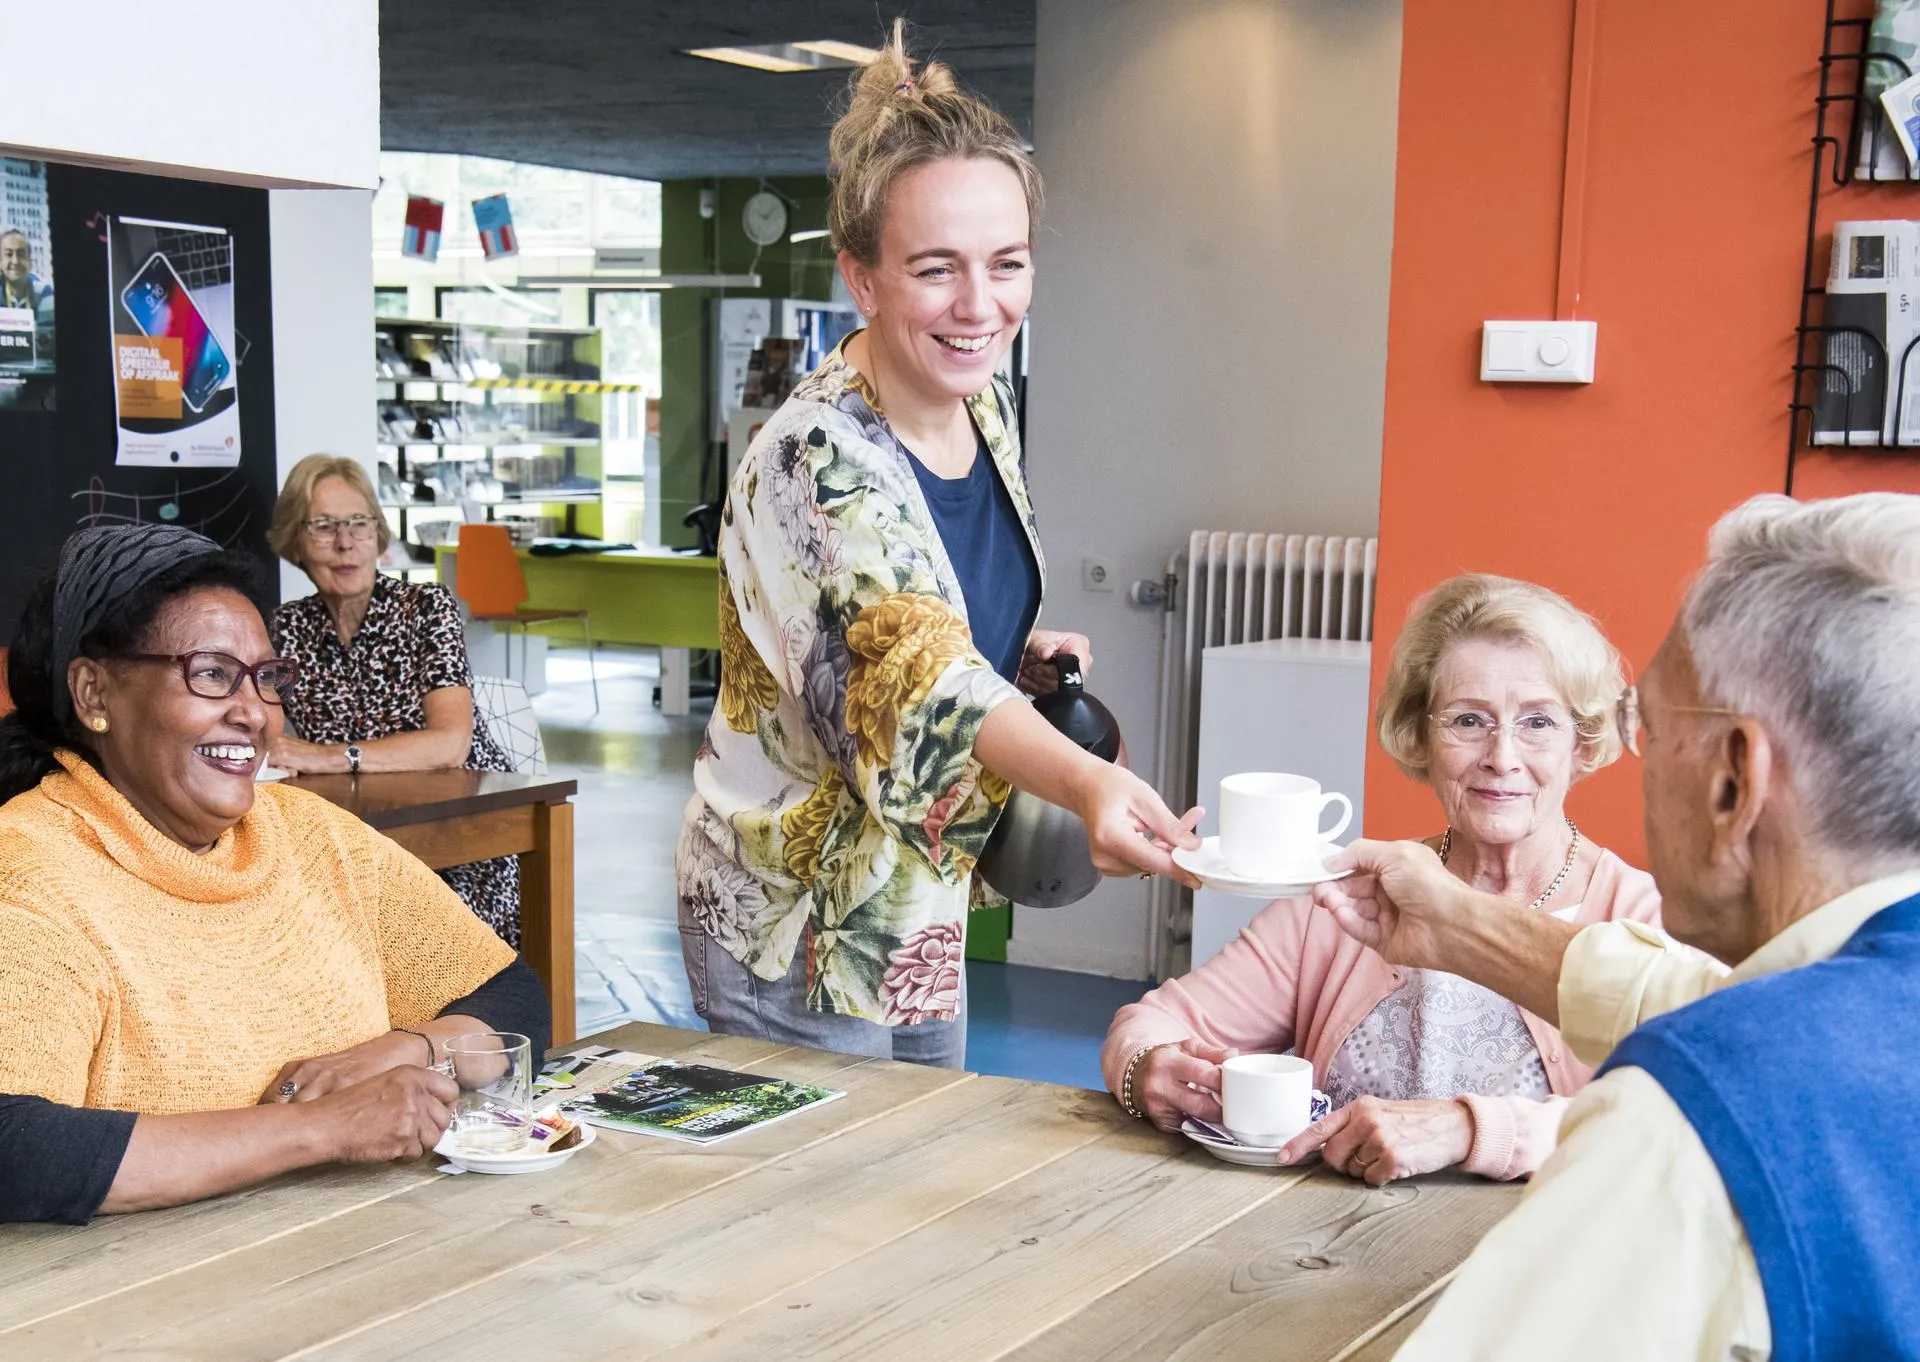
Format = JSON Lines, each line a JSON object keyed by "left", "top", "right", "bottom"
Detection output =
{"left": 89, "top": 717, "right": 108, "bottom": 733}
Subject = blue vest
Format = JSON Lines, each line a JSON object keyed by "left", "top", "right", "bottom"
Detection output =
{"left": 1598, "top": 892, "right": 1920, "bottom": 1362}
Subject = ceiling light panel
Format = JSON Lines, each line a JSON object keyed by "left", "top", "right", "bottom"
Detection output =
{"left": 791, "top": 40, "right": 886, "bottom": 64}
{"left": 685, "top": 42, "right": 869, "bottom": 73}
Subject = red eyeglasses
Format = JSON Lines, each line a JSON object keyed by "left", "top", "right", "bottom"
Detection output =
{"left": 112, "top": 651, "right": 300, "bottom": 704}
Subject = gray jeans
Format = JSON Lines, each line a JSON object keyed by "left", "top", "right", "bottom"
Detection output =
{"left": 679, "top": 925, "right": 967, "bottom": 1070}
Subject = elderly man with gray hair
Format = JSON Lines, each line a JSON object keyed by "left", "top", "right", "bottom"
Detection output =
{"left": 1311, "top": 491, "right": 1920, "bottom": 1360}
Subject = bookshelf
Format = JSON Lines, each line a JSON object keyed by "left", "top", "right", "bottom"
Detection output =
{"left": 373, "top": 318, "right": 632, "bottom": 574}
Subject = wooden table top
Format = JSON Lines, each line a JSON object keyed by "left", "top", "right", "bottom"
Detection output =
{"left": 0, "top": 1023, "right": 1521, "bottom": 1360}
{"left": 286, "top": 768, "right": 578, "bottom": 830}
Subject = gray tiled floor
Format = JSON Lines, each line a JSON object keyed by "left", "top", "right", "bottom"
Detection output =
{"left": 530, "top": 646, "right": 706, "bottom": 1036}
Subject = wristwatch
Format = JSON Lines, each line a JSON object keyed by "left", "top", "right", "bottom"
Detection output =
{"left": 345, "top": 742, "right": 363, "bottom": 774}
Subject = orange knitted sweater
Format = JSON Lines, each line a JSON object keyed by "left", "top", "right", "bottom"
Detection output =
{"left": 0, "top": 751, "right": 514, "bottom": 1114}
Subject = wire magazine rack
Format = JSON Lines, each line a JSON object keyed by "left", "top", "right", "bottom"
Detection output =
{"left": 1788, "top": 0, "right": 1920, "bottom": 492}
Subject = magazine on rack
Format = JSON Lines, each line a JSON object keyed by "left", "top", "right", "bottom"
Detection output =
{"left": 533, "top": 1045, "right": 845, "bottom": 1145}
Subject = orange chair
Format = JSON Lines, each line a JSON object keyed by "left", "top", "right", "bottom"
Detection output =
{"left": 454, "top": 524, "right": 599, "bottom": 711}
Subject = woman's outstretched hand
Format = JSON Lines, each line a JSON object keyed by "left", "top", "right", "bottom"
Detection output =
{"left": 1069, "top": 761, "right": 1203, "bottom": 887}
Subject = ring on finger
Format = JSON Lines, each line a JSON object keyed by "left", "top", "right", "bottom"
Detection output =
{"left": 277, "top": 1080, "right": 299, "bottom": 1100}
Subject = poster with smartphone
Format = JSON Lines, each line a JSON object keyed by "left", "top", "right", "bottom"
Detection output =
{"left": 0, "top": 157, "right": 56, "bottom": 411}
{"left": 107, "top": 215, "right": 240, "bottom": 466}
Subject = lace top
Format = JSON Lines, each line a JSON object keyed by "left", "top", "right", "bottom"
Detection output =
{"left": 1322, "top": 965, "right": 1553, "bottom": 1109}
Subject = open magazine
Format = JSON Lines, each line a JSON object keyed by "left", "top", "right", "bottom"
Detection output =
{"left": 533, "top": 1045, "right": 844, "bottom": 1145}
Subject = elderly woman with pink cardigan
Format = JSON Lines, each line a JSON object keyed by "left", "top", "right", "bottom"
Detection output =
{"left": 1104, "top": 575, "right": 1661, "bottom": 1184}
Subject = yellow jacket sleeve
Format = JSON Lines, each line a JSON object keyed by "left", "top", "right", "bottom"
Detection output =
{"left": 1556, "top": 919, "right": 1731, "bottom": 1066}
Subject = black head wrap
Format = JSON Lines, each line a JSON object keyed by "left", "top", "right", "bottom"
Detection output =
{"left": 51, "top": 525, "right": 220, "bottom": 721}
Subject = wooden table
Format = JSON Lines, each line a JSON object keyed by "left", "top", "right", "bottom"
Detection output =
{"left": 0, "top": 1023, "right": 1522, "bottom": 1359}
{"left": 290, "top": 769, "right": 580, "bottom": 1046}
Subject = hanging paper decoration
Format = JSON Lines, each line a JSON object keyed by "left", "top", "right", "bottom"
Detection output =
{"left": 472, "top": 194, "right": 518, "bottom": 261}
{"left": 401, "top": 195, "right": 444, "bottom": 262}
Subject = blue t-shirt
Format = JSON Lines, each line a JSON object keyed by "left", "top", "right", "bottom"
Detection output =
{"left": 906, "top": 436, "right": 1041, "bottom": 683}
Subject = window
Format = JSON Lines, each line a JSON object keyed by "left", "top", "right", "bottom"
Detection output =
{"left": 591, "top": 290, "right": 660, "bottom": 539}
{"left": 590, "top": 291, "right": 662, "bottom": 396}
{"left": 372, "top": 153, "right": 661, "bottom": 258}
{"left": 591, "top": 177, "right": 664, "bottom": 247}
{"left": 457, "top": 158, "right": 589, "bottom": 244}
{"left": 435, "top": 287, "right": 564, "bottom": 327}
{"left": 373, "top": 287, "right": 411, "bottom": 319}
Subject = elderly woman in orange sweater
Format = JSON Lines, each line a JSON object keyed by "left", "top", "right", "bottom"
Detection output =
{"left": 0, "top": 525, "right": 548, "bottom": 1224}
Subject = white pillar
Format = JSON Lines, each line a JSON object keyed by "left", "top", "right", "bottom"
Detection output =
{"left": 268, "top": 189, "right": 376, "bottom": 603}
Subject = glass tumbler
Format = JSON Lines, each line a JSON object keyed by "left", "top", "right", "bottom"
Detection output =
{"left": 442, "top": 1031, "right": 534, "bottom": 1153}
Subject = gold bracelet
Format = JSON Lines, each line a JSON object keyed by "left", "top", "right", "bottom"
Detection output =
{"left": 1120, "top": 1041, "right": 1178, "bottom": 1120}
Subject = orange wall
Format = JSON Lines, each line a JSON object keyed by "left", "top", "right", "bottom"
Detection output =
{"left": 1367, "top": 0, "right": 1920, "bottom": 862}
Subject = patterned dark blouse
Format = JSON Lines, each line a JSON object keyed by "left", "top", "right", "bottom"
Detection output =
{"left": 269, "top": 576, "right": 522, "bottom": 946}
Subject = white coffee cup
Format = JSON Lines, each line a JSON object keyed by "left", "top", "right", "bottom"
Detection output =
{"left": 1218, "top": 772, "right": 1353, "bottom": 880}
{"left": 1220, "top": 1053, "right": 1315, "bottom": 1147}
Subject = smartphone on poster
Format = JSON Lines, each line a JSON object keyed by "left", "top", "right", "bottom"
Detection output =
{"left": 119, "top": 252, "right": 232, "bottom": 412}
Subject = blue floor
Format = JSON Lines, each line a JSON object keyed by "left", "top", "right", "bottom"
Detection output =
{"left": 966, "top": 960, "right": 1145, "bottom": 1090}
{"left": 535, "top": 646, "right": 1148, "bottom": 1096}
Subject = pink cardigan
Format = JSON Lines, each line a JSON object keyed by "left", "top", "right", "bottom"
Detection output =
{"left": 1102, "top": 849, "right": 1662, "bottom": 1179}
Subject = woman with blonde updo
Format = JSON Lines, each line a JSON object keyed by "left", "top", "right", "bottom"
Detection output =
{"left": 677, "top": 21, "right": 1200, "bottom": 1067}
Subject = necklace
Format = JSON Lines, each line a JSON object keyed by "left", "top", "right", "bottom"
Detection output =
{"left": 1439, "top": 817, "right": 1581, "bottom": 911}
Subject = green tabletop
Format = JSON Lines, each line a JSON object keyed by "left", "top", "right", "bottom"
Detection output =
{"left": 437, "top": 545, "right": 720, "bottom": 650}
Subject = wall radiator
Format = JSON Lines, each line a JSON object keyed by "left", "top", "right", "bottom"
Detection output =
{"left": 1145, "top": 531, "right": 1380, "bottom": 976}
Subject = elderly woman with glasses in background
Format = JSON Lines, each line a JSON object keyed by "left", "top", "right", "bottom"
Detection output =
{"left": 266, "top": 454, "right": 523, "bottom": 944}
{"left": 1103, "top": 574, "right": 1663, "bottom": 1184}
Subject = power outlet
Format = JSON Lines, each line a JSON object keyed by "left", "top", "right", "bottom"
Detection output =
{"left": 1082, "top": 557, "right": 1116, "bottom": 592}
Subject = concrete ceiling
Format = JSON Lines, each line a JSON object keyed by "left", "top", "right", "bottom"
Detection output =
{"left": 380, "top": 1, "right": 1035, "bottom": 182}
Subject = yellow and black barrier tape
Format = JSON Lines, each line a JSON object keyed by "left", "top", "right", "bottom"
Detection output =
{"left": 463, "top": 378, "right": 646, "bottom": 394}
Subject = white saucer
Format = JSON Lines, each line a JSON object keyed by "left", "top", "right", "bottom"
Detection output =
{"left": 1181, "top": 1117, "right": 1294, "bottom": 1167}
{"left": 1181, "top": 1091, "right": 1331, "bottom": 1167}
{"left": 433, "top": 1119, "right": 595, "bottom": 1174}
{"left": 255, "top": 765, "right": 290, "bottom": 783}
{"left": 1171, "top": 838, "right": 1350, "bottom": 899}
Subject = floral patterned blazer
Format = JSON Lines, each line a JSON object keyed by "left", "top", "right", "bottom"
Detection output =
{"left": 677, "top": 341, "right": 1045, "bottom": 1025}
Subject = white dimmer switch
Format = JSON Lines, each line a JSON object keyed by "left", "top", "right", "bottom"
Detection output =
{"left": 1479, "top": 320, "right": 1597, "bottom": 383}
